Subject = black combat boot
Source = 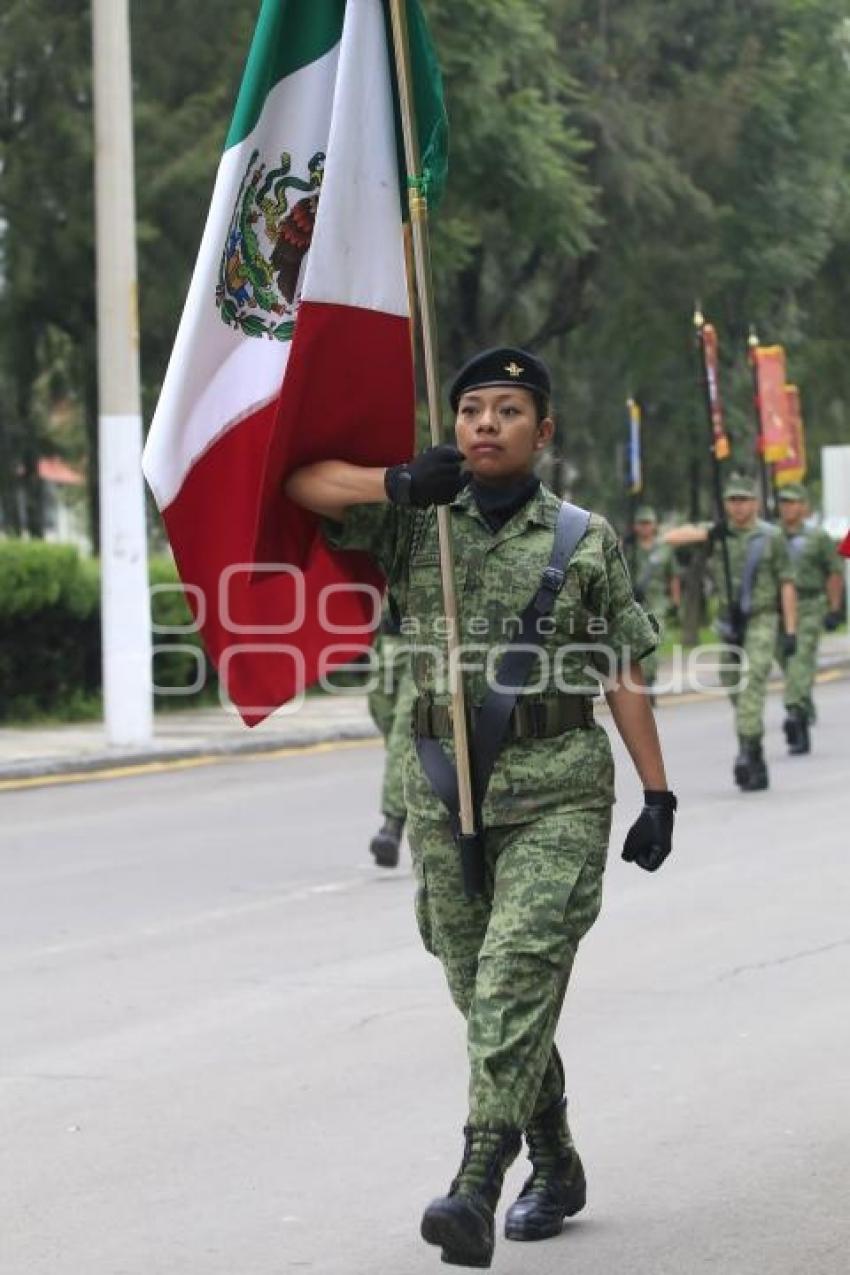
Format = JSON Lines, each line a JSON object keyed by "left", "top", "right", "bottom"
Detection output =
{"left": 783, "top": 708, "right": 811, "bottom": 756}
{"left": 369, "top": 814, "right": 405, "bottom": 868}
{"left": 733, "top": 737, "right": 751, "bottom": 788}
{"left": 737, "top": 737, "right": 769, "bottom": 792}
{"left": 421, "top": 1124, "right": 521, "bottom": 1268}
{"left": 504, "top": 1098, "right": 586, "bottom": 1242}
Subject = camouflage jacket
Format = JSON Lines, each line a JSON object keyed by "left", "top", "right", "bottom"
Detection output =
{"left": 710, "top": 519, "right": 794, "bottom": 618}
{"left": 628, "top": 541, "right": 679, "bottom": 616}
{"left": 783, "top": 525, "right": 843, "bottom": 600}
{"left": 325, "top": 483, "right": 657, "bottom": 824}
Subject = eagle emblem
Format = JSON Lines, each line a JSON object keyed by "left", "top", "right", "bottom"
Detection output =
{"left": 216, "top": 148, "right": 325, "bottom": 341}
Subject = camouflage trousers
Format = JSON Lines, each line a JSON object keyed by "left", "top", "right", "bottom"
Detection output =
{"left": 719, "top": 612, "right": 778, "bottom": 740}
{"left": 778, "top": 597, "right": 825, "bottom": 723}
{"left": 368, "top": 638, "right": 416, "bottom": 820}
{"left": 408, "top": 806, "right": 611, "bottom": 1128}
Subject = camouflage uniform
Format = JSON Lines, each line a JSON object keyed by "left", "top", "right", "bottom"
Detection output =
{"left": 778, "top": 525, "right": 843, "bottom": 723}
{"left": 368, "top": 632, "right": 417, "bottom": 820}
{"left": 326, "top": 484, "right": 657, "bottom": 1128}
{"left": 629, "top": 541, "right": 679, "bottom": 686}
{"left": 710, "top": 520, "right": 794, "bottom": 738}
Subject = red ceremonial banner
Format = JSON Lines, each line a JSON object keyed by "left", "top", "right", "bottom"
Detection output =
{"left": 774, "top": 385, "right": 806, "bottom": 486}
{"left": 701, "top": 324, "right": 731, "bottom": 461}
{"left": 753, "top": 346, "right": 792, "bottom": 462}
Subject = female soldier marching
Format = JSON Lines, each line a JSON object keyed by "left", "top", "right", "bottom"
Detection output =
{"left": 286, "top": 347, "right": 676, "bottom": 1269}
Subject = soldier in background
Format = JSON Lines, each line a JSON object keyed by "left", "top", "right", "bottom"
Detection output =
{"left": 367, "top": 609, "right": 417, "bottom": 868}
{"left": 666, "top": 474, "right": 797, "bottom": 792}
{"left": 626, "top": 506, "right": 682, "bottom": 692}
{"left": 776, "top": 483, "right": 845, "bottom": 755}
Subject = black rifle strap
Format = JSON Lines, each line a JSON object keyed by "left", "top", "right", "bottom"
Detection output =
{"left": 738, "top": 531, "right": 769, "bottom": 618}
{"left": 414, "top": 501, "right": 592, "bottom": 823}
{"left": 471, "top": 502, "right": 591, "bottom": 806}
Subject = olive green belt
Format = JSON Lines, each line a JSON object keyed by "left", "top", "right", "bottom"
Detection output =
{"left": 413, "top": 694, "right": 594, "bottom": 741}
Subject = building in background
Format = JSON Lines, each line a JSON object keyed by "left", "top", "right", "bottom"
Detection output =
{"left": 0, "top": 458, "right": 90, "bottom": 553}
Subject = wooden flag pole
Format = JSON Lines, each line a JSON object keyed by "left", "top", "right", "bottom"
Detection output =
{"left": 387, "top": 0, "right": 477, "bottom": 847}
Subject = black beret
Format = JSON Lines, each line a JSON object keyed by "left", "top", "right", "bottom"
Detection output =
{"left": 449, "top": 346, "right": 552, "bottom": 411}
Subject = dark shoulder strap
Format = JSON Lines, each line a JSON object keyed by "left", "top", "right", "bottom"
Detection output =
{"left": 469, "top": 501, "right": 591, "bottom": 803}
{"left": 415, "top": 501, "right": 591, "bottom": 826}
{"left": 534, "top": 502, "right": 593, "bottom": 613}
{"left": 738, "top": 531, "right": 769, "bottom": 616}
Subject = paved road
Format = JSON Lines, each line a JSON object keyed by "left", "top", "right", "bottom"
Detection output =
{"left": 2, "top": 681, "right": 849, "bottom": 1275}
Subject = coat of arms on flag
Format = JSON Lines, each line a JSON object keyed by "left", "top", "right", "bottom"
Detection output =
{"left": 217, "top": 148, "right": 325, "bottom": 342}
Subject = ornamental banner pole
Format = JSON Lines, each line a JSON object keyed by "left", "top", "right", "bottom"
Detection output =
{"left": 387, "top": 0, "right": 477, "bottom": 847}
{"left": 694, "top": 307, "right": 736, "bottom": 624}
{"left": 627, "top": 395, "right": 642, "bottom": 503}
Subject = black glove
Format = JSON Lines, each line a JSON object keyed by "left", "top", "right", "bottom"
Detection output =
{"left": 708, "top": 521, "right": 728, "bottom": 545}
{"left": 824, "top": 610, "right": 843, "bottom": 632}
{"left": 385, "top": 445, "right": 470, "bottom": 508}
{"left": 781, "top": 632, "right": 797, "bottom": 658}
{"left": 622, "top": 790, "right": 677, "bottom": 873}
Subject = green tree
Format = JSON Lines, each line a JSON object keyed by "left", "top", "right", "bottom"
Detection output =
{"left": 0, "top": 2, "right": 94, "bottom": 537}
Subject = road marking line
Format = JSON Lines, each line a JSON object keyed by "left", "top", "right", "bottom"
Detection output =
{"left": 0, "top": 874, "right": 371, "bottom": 970}
{"left": 0, "top": 737, "right": 381, "bottom": 794}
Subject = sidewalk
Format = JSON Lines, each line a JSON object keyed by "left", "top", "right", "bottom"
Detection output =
{"left": 1, "top": 635, "right": 848, "bottom": 782}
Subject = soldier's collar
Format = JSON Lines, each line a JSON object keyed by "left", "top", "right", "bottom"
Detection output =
{"left": 452, "top": 479, "right": 553, "bottom": 530}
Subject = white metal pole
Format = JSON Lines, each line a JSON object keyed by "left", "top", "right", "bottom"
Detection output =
{"left": 92, "top": 0, "right": 153, "bottom": 746}
{"left": 821, "top": 445, "right": 850, "bottom": 630}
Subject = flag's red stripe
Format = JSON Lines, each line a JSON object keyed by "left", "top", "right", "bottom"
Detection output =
{"left": 162, "top": 302, "right": 414, "bottom": 725}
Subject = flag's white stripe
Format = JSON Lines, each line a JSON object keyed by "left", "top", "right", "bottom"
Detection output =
{"left": 301, "top": 0, "right": 408, "bottom": 316}
{"left": 144, "top": 0, "right": 409, "bottom": 513}
{"left": 144, "top": 48, "right": 340, "bottom": 509}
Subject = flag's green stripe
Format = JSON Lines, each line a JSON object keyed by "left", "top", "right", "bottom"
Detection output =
{"left": 384, "top": 0, "right": 449, "bottom": 213}
{"left": 226, "top": 0, "right": 346, "bottom": 150}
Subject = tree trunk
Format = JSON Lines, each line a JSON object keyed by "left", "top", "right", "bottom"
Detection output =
{"left": 0, "top": 402, "right": 22, "bottom": 534}
{"left": 14, "top": 324, "right": 44, "bottom": 538}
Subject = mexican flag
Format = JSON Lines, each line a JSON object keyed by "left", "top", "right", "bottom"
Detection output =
{"left": 143, "top": 0, "right": 446, "bottom": 724}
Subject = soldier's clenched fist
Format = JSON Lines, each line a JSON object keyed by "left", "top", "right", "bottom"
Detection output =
{"left": 622, "top": 790, "right": 677, "bottom": 873}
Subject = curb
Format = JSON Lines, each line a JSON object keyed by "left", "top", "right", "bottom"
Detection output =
{"left": 1, "top": 651, "right": 847, "bottom": 787}
{"left": 0, "top": 721, "right": 380, "bottom": 784}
